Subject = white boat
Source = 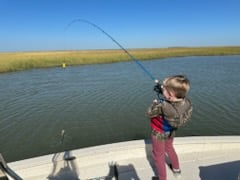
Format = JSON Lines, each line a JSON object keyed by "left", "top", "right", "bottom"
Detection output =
{"left": 1, "top": 136, "right": 240, "bottom": 180}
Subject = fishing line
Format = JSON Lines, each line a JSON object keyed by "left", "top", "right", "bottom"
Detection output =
{"left": 64, "top": 18, "right": 157, "bottom": 81}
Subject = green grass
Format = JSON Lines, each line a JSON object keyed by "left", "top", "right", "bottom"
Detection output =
{"left": 1, "top": 46, "right": 240, "bottom": 73}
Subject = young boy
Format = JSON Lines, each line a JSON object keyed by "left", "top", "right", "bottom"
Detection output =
{"left": 147, "top": 75, "right": 192, "bottom": 180}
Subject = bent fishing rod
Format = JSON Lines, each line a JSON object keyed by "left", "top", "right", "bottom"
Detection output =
{"left": 65, "top": 19, "right": 163, "bottom": 98}
{"left": 65, "top": 19, "right": 158, "bottom": 81}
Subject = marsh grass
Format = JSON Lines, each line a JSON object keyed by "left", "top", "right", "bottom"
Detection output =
{"left": 0, "top": 46, "right": 240, "bottom": 73}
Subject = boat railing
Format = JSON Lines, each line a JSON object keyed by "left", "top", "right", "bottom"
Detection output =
{"left": 0, "top": 153, "right": 22, "bottom": 180}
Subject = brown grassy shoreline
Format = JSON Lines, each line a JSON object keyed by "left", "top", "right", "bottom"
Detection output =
{"left": 0, "top": 46, "right": 240, "bottom": 73}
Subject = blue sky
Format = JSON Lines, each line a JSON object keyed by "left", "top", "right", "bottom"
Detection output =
{"left": 1, "top": 0, "right": 240, "bottom": 52}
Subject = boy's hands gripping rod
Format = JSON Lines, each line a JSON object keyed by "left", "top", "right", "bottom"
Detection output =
{"left": 154, "top": 79, "right": 163, "bottom": 94}
{"left": 153, "top": 79, "right": 164, "bottom": 101}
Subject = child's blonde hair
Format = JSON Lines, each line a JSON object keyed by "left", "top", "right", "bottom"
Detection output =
{"left": 163, "top": 75, "right": 190, "bottom": 98}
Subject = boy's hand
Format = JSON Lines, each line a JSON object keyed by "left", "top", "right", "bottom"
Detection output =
{"left": 154, "top": 83, "right": 163, "bottom": 94}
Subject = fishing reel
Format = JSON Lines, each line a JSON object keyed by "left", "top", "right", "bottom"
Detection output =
{"left": 154, "top": 79, "right": 163, "bottom": 94}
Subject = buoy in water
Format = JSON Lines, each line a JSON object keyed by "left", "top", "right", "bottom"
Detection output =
{"left": 62, "top": 63, "right": 66, "bottom": 68}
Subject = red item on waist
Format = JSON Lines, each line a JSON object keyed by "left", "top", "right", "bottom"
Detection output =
{"left": 150, "top": 116, "right": 164, "bottom": 133}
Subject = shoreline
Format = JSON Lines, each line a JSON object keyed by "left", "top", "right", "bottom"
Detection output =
{"left": 0, "top": 46, "right": 240, "bottom": 73}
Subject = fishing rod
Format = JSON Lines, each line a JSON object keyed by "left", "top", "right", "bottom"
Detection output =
{"left": 65, "top": 19, "right": 164, "bottom": 100}
{"left": 61, "top": 129, "right": 65, "bottom": 144}
{"left": 65, "top": 18, "right": 158, "bottom": 82}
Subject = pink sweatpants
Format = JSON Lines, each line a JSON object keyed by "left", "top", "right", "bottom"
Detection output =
{"left": 151, "top": 135, "right": 180, "bottom": 180}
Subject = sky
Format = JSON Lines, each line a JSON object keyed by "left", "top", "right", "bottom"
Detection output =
{"left": 0, "top": 0, "right": 240, "bottom": 52}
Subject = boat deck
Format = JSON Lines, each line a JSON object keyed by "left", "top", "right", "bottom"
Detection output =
{"left": 4, "top": 136, "right": 240, "bottom": 180}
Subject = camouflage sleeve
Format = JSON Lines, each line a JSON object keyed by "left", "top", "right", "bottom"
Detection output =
{"left": 146, "top": 102, "right": 162, "bottom": 118}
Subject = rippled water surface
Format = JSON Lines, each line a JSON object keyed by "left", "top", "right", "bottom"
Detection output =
{"left": 0, "top": 56, "right": 240, "bottom": 162}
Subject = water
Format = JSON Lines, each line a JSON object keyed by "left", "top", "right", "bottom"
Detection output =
{"left": 0, "top": 56, "right": 240, "bottom": 162}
